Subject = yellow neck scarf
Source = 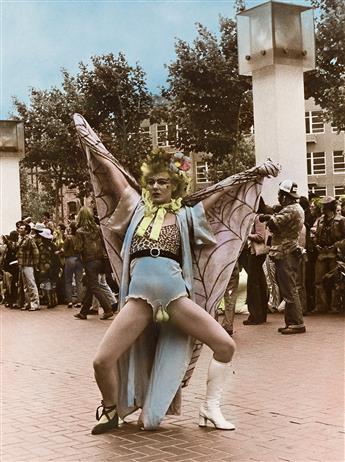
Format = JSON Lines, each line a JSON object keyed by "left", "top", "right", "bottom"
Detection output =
{"left": 136, "top": 190, "right": 182, "bottom": 241}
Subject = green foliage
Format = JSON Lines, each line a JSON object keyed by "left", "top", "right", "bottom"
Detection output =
{"left": 201, "top": 134, "right": 255, "bottom": 182}
{"left": 75, "top": 53, "right": 153, "bottom": 177}
{"left": 13, "top": 52, "right": 153, "bottom": 218}
{"left": 19, "top": 167, "right": 55, "bottom": 221}
{"left": 305, "top": 0, "right": 345, "bottom": 130}
{"left": 163, "top": 17, "right": 253, "bottom": 179}
{"left": 13, "top": 82, "right": 88, "bottom": 215}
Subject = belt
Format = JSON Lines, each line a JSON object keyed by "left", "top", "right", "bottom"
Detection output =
{"left": 130, "top": 248, "right": 180, "bottom": 263}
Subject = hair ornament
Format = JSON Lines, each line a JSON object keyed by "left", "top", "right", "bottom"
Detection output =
{"left": 170, "top": 151, "right": 191, "bottom": 174}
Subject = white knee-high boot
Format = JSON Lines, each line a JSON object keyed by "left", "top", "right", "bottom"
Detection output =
{"left": 199, "top": 357, "right": 235, "bottom": 430}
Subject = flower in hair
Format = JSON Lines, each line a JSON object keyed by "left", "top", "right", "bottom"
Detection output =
{"left": 170, "top": 152, "right": 191, "bottom": 174}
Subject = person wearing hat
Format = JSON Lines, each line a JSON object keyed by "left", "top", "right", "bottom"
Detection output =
{"left": 32, "top": 222, "right": 45, "bottom": 234}
{"left": 259, "top": 180, "right": 306, "bottom": 334}
{"left": 313, "top": 196, "right": 345, "bottom": 313}
{"left": 35, "top": 228, "right": 60, "bottom": 309}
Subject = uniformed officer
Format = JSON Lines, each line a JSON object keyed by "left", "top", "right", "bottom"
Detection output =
{"left": 260, "top": 180, "right": 306, "bottom": 334}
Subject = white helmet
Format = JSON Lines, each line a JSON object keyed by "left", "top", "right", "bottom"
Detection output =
{"left": 279, "top": 179, "right": 299, "bottom": 199}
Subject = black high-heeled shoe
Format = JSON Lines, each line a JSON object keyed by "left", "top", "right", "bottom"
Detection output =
{"left": 91, "top": 401, "right": 119, "bottom": 435}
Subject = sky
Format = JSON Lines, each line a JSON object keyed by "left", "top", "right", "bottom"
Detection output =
{"left": 1, "top": 0, "right": 311, "bottom": 119}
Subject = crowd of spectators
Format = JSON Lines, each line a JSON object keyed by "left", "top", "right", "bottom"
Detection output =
{"left": 1, "top": 194, "right": 344, "bottom": 326}
{"left": 217, "top": 192, "right": 345, "bottom": 335}
{"left": 0, "top": 207, "right": 118, "bottom": 319}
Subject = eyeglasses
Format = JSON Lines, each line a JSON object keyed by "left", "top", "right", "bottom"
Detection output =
{"left": 147, "top": 178, "right": 171, "bottom": 187}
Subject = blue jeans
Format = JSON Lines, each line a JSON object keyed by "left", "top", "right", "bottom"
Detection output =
{"left": 80, "top": 259, "right": 113, "bottom": 315}
{"left": 275, "top": 251, "right": 304, "bottom": 327}
{"left": 64, "top": 256, "right": 83, "bottom": 303}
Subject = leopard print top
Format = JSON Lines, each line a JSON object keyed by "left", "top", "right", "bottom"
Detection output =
{"left": 130, "top": 223, "right": 181, "bottom": 256}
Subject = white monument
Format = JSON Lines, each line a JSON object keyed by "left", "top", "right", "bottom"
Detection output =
{"left": 237, "top": 0, "right": 315, "bottom": 204}
{"left": 0, "top": 120, "right": 25, "bottom": 235}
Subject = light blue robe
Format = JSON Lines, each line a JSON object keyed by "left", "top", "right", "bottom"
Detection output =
{"left": 114, "top": 199, "right": 216, "bottom": 429}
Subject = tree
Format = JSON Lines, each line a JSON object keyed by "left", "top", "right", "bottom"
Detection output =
{"left": 19, "top": 166, "right": 55, "bottom": 221}
{"left": 13, "top": 84, "right": 88, "bottom": 219}
{"left": 13, "top": 52, "right": 153, "bottom": 219}
{"left": 305, "top": 0, "right": 345, "bottom": 130}
{"left": 75, "top": 52, "right": 153, "bottom": 177}
{"left": 163, "top": 17, "right": 254, "bottom": 180}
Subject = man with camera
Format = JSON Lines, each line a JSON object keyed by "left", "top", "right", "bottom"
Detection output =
{"left": 260, "top": 180, "right": 306, "bottom": 335}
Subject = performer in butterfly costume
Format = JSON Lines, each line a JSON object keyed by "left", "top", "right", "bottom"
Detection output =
{"left": 73, "top": 114, "right": 279, "bottom": 434}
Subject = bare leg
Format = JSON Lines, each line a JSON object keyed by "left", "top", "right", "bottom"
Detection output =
{"left": 93, "top": 298, "right": 153, "bottom": 406}
{"left": 168, "top": 297, "right": 236, "bottom": 430}
{"left": 168, "top": 297, "right": 236, "bottom": 362}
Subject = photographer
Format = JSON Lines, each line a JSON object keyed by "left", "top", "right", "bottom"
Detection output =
{"left": 259, "top": 180, "right": 306, "bottom": 335}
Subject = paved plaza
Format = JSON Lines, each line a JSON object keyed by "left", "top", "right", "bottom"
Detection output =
{"left": 1, "top": 304, "right": 344, "bottom": 462}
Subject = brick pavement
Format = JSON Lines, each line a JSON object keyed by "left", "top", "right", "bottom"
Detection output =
{"left": 1, "top": 304, "right": 344, "bottom": 462}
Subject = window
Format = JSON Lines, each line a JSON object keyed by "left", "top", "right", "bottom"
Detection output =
{"left": 308, "top": 185, "right": 326, "bottom": 197}
{"left": 305, "top": 111, "right": 325, "bottom": 134}
{"left": 167, "top": 124, "right": 178, "bottom": 147}
{"left": 27, "top": 166, "right": 41, "bottom": 191}
{"left": 335, "top": 186, "right": 345, "bottom": 199}
{"left": 140, "top": 126, "right": 151, "bottom": 142}
{"left": 155, "top": 124, "right": 179, "bottom": 147}
{"left": 333, "top": 150, "right": 345, "bottom": 173}
{"left": 305, "top": 112, "right": 310, "bottom": 134}
{"left": 331, "top": 124, "right": 344, "bottom": 133}
{"left": 157, "top": 124, "right": 168, "bottom": 147}
{"left": 307, "top": 152, "right": 326, "bottom": 175}
{"left": 196, "top": 161, "right": 210, "bottom": 183}
{"left": 67, "top": 201, "right": 78, "bottom": 215}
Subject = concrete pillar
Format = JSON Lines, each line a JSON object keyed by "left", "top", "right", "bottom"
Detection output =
{"left": 0, "top": 121, "right": 25, "bottom": 235}
{"left": 0, "top": 156, "right": 22, "bottom": 234}
{"left": 237, "top": 2, "right": 315, "bottom": 205}
{"left": 252, "top": 64, "right": 308, "bottom": 204}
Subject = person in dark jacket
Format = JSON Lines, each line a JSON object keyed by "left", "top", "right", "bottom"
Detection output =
{"left": 2, "top": 230, "right": 19, "bottom": 307}
{"left": 73, "top": 207, "right": 115, "bottom": 320}
{"left": 63, "top": 221, "right": 83, "bottom": 308}
{"left": 35, "top": 228, "right": 60, "bottom": 308}
{"left": 243, "top": 214, "right": 269, "bottom": 325}
{"left": 260, "top": 180, "right": 306, "bottom": 335}
{"left": 313, "top": 196, "right": 345, "bottom": 312}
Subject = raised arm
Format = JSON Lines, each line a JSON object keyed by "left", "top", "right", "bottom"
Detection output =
{"left": 73, "top": 114, "right": 141, "bottom": 283}
{"left": 73, "top": 114, "right": 140, "bottom": 209}
{"left": 183, "top": 160, "right": 280, "bottom": 213}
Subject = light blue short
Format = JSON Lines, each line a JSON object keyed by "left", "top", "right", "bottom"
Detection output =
{"left": 126, "top": 257, "right": 188, "bottom": 312}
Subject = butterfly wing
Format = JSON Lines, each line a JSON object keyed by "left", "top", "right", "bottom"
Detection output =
{"left": 181, "top": 160, "right": 279, "bottom": 386}
{"left": 73, "top": 113, "right": 141, "bottom": 284}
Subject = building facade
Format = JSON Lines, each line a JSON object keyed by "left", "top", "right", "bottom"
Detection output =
{"left": 305, "top": 98, "right": 345, "bottom": 198}
{"left": 195, "top": 98, "right": 345, "bottom": 198}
